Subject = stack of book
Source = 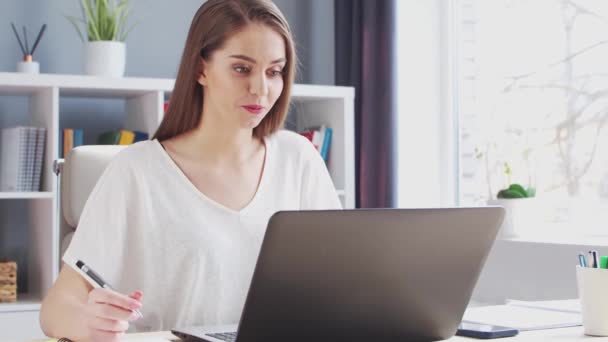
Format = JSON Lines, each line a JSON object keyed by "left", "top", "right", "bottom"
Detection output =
{"left": 61, "top": 128, "right": 84, "bottom": 158}
{"left": 97, "top": 129, "right": 149, "bottom": 145}
{"left": 299, "top": 125, "right": 332, "bottom": 162}
{"left": 0, "top": 126, "right": 47, "bottom": 192}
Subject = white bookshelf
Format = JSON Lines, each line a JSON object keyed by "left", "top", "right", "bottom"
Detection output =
{"left": 0, "top": 72, "right": 354, "bottom": 339}
{"left": 0, "top": 192, "right": 53, "bottom": 199}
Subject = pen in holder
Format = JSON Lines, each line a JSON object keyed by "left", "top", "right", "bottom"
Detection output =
{"left": 11, "top": 22, "right": 46, "bottom": 74}
{"left": 576, "top": 265, "right": 608, "bottom": 336}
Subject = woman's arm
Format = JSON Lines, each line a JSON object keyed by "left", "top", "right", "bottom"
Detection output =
{"left": 40, "top": 265, "right": 91, "bottom": 340}
{"left": 40, "top": 265, "right": 142, "bottom": 342}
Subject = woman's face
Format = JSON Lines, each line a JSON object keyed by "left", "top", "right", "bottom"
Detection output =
{"left": 198, "top": 23, "right": 286, "bottom": 131}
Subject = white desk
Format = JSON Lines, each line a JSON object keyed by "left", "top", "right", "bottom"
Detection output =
{"left": 119, "top": 328, "right": 607, "bottom": 341}
{"left": 452, "top": 327, "right": 607, "bottom": 341}
{"left": 31, "top": 299, "right": 598, "bottom": 342}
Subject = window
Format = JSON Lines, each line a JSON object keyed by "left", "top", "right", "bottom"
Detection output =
{"left": 396, "top": 0, "right": 445, "bottom": 208}
{"left": 457, "top": 0, "right": 608, "bottom": 235}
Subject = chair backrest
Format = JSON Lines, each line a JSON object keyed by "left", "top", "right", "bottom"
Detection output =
{"left": 59, "top": 145, "right": 126, "bottom": 255}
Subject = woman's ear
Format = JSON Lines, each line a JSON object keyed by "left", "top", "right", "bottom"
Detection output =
{"left": 197, "top": 58, "right": 208, "bottom": 86}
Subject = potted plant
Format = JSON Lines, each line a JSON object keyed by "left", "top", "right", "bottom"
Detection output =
{"left": 67, "top": 0, "right": 134, "bottom": 77}
{"left": 487, "top": 162, "right": 538, "bottom": 238}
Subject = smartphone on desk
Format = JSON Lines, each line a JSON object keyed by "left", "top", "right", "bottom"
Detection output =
{"left": 456, "top": 321, "right": 519, "bottom": 339}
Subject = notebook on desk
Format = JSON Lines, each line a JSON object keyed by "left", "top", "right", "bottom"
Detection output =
{"left": 172, "top": 207, "right": 505, "bottom": 342}
{"left": 463, "top": 300, "right": 582, "bottom": 331}
{"left": 505, "top": 298, "right": 581, "bottom": 314}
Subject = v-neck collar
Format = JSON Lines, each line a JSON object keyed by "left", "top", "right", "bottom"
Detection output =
{"left": 153, "top": 137, "right": 270, "bottom": 216}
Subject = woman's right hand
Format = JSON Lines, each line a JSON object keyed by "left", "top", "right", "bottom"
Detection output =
{"left": 84, "top": 288, "right": 143, "bottom": 342}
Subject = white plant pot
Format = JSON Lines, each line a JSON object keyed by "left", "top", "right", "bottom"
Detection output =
{"left": 487, "top": 198, "right": 539, "bottom": 238}
{"left": 83, "top": 41, "right": 126, "bottom": 77}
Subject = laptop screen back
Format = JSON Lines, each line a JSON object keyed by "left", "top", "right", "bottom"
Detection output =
{"left": 235, "top": 207, "right": 504, "bottom": 342}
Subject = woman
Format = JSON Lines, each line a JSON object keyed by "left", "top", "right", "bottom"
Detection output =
{"left": 39, "top": 0, "right": 341, "bottom": 340}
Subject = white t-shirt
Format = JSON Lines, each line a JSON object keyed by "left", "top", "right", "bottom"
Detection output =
{"left": 62, "top": 130, "right": 342, "bottom": 331}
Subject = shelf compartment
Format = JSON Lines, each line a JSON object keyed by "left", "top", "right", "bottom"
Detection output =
{"left": 0, "top": 199, "right": 58, "bottom": 307}
{"left": 0, "top": 293, "right": 41, "bottom": 313}
{"left": 0, "top": 192, "right": 53, "bottom": 200}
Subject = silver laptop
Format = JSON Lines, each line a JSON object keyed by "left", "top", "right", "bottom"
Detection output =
{"left": 172, "top": 207, "right": 504, "bottom": 342}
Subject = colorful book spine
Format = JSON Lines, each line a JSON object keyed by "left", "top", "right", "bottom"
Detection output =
{"left": 25, "top": 127, "right": 36, "bottom": 191}
{"left": 33, "top": 127, "right": 47, "bottom": 191}
{"left": 98, "top": 130, "right": 148, "bottom": 145}
{"left": 97, "top": 131, "right": 121, "bottom": 145}
{"left": 299, "top": 125, "right": 332, "bottom": 162}
{"left": 300, "top": 130, "right": 314, "bottom": 143}
{"left": 118, "top": 130, "right": 135, "bottom": 145}
{"left": 63, "top": 128, "right": 73, "bottom": 158}
{"left": 320, "top": 127, "right": 332, "bottom": 161}
{"left": 133, "top": 131, "right": 149, "bottom": 143}
{"left": 73, "top": 129, "right": 84, "bottom": 148}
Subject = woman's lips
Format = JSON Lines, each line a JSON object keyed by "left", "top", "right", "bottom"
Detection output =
{"left": 242, "top": 105, "right": 265, "bottom": 114}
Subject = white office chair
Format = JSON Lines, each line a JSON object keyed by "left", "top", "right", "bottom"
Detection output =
{"left": 54, "top": 145, "right": 127, "bottom": 258}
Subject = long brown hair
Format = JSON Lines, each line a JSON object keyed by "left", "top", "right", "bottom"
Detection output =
{"left": 153, "top": 0, "right": 296, "bottom": 142}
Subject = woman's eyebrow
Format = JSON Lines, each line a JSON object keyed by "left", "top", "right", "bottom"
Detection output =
{"left": 229, "top": 54, "right": 286, "bottom": 64}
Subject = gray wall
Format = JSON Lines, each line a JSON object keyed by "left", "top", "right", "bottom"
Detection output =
{"left": 1, "top": 0, "right": 334, "bottom": 83}
{"left": 0, "top": 0, "right": 334, "bottom": 291}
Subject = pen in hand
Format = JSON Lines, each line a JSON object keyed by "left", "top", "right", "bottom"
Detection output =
{"left": 75, "top": 260, "right": 143, "bottom": 318}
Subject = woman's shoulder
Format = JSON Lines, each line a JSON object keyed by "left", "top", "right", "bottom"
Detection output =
{"left": 268, "top": 129, "right": 315, "bottom": 151}
{"left": 105, "top": 139, "right": 162, "bottom": 173}
{"left": 267, "top": 129, "right": 321, "bottom": 163}
{"left": 113, "top": 139, "right": 158, "bottom": 159}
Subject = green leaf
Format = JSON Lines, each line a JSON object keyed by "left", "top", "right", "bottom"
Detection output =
{"left": 107, "top": 1, "right": 117, "bottom": 40}
{"left": 497, "top": 189, "right": 526, "bottom": 199}
{"left": 79, "top": 0, "right": 87, "bottom": 28}
{"left": 115, "top": 0, "right": 128, "bottom": 14}
{"left": 526, "top": 187, "right": 536, "bottom": 197}
{"left": 497, "top": 189, "right": 509, "bottom": 199}
{"left": 99, "top": 0, "right": 111, "bottom": 40}
{"left": 97, "top": 0, "right": 105, "bottom": 38}
{"left": 507, "top": 184, "right": 528, "bottom": 198}
{"left": 118, "top": 10, "right": 135, "bottom": 40}
{"left": 109, "top": 2, "right": 122, "bottom": 40}
{"left": 69, "top": 0, "right": 132, "bottom": 42}
{"left": 116, "top": 4, "right": 129, "bottom": 40}
{"left": 116, "top": 2, "right": 134, "bottom": 41}
{"left": 120, "top": 22, "right": 136, "bottom": 42}
{"left": 82, "top": 0, "right": 101, "bottom": 41}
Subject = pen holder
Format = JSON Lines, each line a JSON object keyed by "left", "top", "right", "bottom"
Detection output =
{"left": 576, "top": 266, "right": 608, "bottom": 336}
